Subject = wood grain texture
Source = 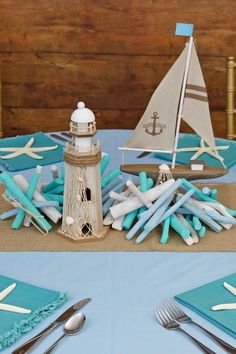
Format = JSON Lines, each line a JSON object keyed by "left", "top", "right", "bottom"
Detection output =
{"left": 0, "top": 0, "right": 235, "bottom": 56}
{"left": 0, "top": 53, "right": 226, "bottom": 109}
{"left": 0, "top": 0, "right": 235, "bottom": 137}
{"left": 2, "top": 108, "right": 226, "bottom": 138}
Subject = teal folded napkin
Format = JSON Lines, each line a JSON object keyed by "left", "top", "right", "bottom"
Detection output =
{"left": 0, "top": 133, "right": 63, "bottom": 171}
{"left": 175, "top": 272, "right": 236, "bottom": 338}
{"left": 0, "top": 274, "right": 68, "bottom": 351}
{"left": 155, "top": 134, "right": 236, "bottom": 168}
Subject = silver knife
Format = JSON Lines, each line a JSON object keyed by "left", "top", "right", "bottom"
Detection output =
{"left": 12, "top": 297, "right": 91, "bottom": 354}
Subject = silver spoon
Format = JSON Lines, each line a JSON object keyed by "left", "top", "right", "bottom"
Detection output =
{"left": 43, "top": 312, "right": 86, "bottom": 354}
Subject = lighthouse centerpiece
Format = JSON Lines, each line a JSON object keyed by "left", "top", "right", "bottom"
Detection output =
{"left": 58, "top": 101, "right": 106, "bottom": 241}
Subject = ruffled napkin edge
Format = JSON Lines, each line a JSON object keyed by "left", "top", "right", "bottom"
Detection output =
{"left": 0, "top": 292, "right": 68, "bottom": 351}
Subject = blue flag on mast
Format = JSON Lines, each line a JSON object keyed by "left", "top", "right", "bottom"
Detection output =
{"left": 175, "top": 23, "right": 194, "bottom": 36}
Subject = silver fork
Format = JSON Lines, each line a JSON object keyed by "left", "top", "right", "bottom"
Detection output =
{"left": 155, "top": 307, "right": 216, "bottom": 354}
{"left": 164, "top": 299, "right": 236, "bottom": 353}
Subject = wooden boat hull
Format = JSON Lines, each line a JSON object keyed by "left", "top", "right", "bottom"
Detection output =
{"left": 120, "top": 164, "right": 228, "bottom": 181}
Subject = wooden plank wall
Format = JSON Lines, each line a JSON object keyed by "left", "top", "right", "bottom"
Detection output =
{"left": 0, "top": 0, "right": 235, "bottom": 137}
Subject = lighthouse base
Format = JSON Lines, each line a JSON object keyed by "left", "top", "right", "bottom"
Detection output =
{"left": 57, "top": 225, "right": 109, "bottom": 243}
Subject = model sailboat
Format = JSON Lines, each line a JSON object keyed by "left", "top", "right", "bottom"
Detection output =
{"left": 119, "top": 24, "right": 228, "bottom": 180}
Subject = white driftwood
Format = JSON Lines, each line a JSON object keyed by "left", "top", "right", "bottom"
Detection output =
{"left": 126, "top": 180, "right": 152, "bottom": 208}
{"left": 111, "top": 189, "right": 130, "bottom": 230}
{"left": 105, "top": 187, "right": 131, "bottom": 228}
{"left": 103, "top": 211, "right": 114, "bottom": 225}
{"left": 110, "top": 179, "right": 175, "bottom": 219}
{"left": 111, "top": 189, "right": 133, "bottom": 230}
{"left": 109, "top": 191, "right": 128, "bottom": 202}
{"left": 13, "top": 175, "right": 62, "bottom": 223}
{"left": 51, "top": 164, "right": 59, "bottom": 180}
{"left": 111, "top": 186, "right": 133, "bottom": 232}
{"left": 186, "top": 197, "right": 233, "bottom": 230}
{"left": 112, "top": 215, "right": 125, "bottom": 231}
{"left": 204, "top": 202, "right": 233, "bottom": 219}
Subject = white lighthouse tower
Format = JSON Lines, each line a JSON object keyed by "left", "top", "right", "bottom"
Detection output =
{"left": 59, "top": 101, "right": 105, "bottom": 241}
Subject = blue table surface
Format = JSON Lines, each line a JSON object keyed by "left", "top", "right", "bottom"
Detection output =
{"left": 1, "top": 130, "right": 236, "bottom": 354}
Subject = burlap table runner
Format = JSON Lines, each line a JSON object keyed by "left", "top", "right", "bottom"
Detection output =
{"left": 0, "top": 184, "right": 236, "bottom": 252}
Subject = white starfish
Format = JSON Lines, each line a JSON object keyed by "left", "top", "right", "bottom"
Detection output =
{"left": 176, "top": 138, "right": 229, "bottom": 163}
{"left": 212, "top": 282, "right": 236, "bottom": 311}
{"left": 0, "top": 283, "right": 31, "bottom": 314}
{"left": 0, "top": 137, "right": 58, "bottom": 160}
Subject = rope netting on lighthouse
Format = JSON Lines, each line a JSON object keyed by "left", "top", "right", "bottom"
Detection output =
{"left": 62, "top": 164, "right": 94, "bottom": 239}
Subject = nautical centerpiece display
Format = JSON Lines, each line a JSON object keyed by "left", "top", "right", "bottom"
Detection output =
{"left": 59, "top": 101, "right": 106, "bottom": 241}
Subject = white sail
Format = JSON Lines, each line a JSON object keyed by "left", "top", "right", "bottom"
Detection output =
{"left": 182, "top": 43, "right": 215, "bottom": 148}
{"left": 124, "top": 46, "right": 188, "bottom": 151}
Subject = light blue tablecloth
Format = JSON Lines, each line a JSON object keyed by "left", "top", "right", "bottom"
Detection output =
{"left": 1, "top": 130, "right": 236, "bottom": 354}
{"left": 2, "top": 253, "right": 236, "bottom": 354}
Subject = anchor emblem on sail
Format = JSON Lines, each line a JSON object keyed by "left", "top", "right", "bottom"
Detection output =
{"left": 143, "top": 112, "right": 166, "bottom": 136}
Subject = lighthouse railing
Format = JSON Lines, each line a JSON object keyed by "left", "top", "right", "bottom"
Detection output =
{"left": 65, "top": 140, "right": 100, "bottom": 155}
{"left": 70, "top": 121, "right": 96, "bottom": 136}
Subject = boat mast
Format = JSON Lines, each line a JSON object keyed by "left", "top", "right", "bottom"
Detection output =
{"left": 171, "top": 36, "right": 194, "bottom": 169}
